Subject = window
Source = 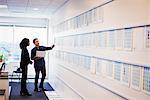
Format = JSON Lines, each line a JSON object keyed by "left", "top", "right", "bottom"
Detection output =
{"left": 0, "top": 26, "right": 13, "bottom": 62}
{"left": 0, "top": 26, "right": 48, "bottom": 78}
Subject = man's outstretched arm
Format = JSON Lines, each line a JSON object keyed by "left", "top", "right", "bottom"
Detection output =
{"left": 44, "top": 44, "right": 55, "bottom": 50}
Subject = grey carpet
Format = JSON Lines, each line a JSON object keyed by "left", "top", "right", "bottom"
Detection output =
{"left": 9, "top": 82, "right": 54, "bottom": 100}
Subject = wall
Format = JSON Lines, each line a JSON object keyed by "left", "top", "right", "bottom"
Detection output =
{"left": 49, "top": 0, "right": 150, "bottom": 99}
{"left": 0, "top": 16, "right": 48, "bottom": 27}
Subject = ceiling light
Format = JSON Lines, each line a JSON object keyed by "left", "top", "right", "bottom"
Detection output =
{"left": 0, "top": 5, "right": 8, "bottom": 9}
{"left": 33, "top": 8, "right": 39, "bottom": 11}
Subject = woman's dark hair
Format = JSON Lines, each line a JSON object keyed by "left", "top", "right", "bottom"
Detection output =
{"left": 19, "top": 38, "right": 29, "bottom": 49}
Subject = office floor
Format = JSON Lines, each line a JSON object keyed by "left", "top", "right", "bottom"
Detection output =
{"left": 9, "top": 82, "right": 54, "bottom": 100}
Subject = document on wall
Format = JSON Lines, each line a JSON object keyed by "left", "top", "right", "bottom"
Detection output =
{"left": 36, "top": 51, "right": 46, "bottom": 58}
{"left": 124, "top": 28, "right": 132, "bottom": 50}
{"left": 131, "top": 65, "right": 141, "bottom": 90}
{"left": 146, "top": 27, "right": 150, "bottom": 48}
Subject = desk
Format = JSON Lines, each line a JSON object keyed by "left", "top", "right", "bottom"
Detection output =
{"left": 0, "top": 72, "right": 9, "bottom": 100}
{"left": 0, "top": 89, "right": 6, "bottom": 100}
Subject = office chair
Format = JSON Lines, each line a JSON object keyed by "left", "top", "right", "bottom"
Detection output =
{"left": 11, "top": 66, "right": 22, "bottom": 82}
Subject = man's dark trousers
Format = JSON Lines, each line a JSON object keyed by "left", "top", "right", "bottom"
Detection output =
{"left": 34, "top": 66, "right": 46, "bottom": 89}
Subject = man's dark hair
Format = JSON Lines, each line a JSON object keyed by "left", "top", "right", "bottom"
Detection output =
{"left": 33, "top": 38, "right": 38, "bottom": 44}
{"left": 19, "top": 38, "right": 29, "bottom": 49}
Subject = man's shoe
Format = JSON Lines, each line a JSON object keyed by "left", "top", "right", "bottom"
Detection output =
{"left": 34, "top": 88, "right": 41, "bottom": 92}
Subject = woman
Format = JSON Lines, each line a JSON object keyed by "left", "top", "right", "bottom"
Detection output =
{"left": 19, "top": 38, "right": 32, "bottom": 96}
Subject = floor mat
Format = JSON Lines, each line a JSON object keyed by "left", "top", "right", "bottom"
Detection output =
{"left": 9, "top": 82, "right": 54, "bottom": 100}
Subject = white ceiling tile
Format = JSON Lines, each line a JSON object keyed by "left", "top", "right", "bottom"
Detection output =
{"left": 0, "top": 0, "right": 68, "bottom": 18}
{"left": 0, "top": 0, "right": 6, "bottom": 5}
{"left": 7, "top": 0, "right": 28, "bottom": 3}
{"left": 26, "top": 6, "right": 46, "bottom": 12}
{"left": 0, "top": 0, "right": 6, "bottom": 1}
{"left": 48, "top": 0, "right": 66, "bottom": 9}
{"left": 8, "top": 3, "right": 27, "bottom": 7}
{"left": 27, "top": 5, "right": 46, "bottom": 9}
{"left": 7, "top": 0, "right": 28, "bottom": 6}
{"left": 0, "top": 0, "right": 6, "bottom": 2}
{"left": 29, "top": 0, "right": 51, "bottom": 6}
{"left": 25, "top": 12, "right": 47, "bottom": 18}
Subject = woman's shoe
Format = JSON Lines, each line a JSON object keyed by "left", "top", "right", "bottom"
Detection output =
{"left": 20, "top": 91, "right": 32, "bottom": 96}
{"left": 25, "top": 92, "right": 32, "bottom": 96}
{"left": 20, "top": 91, "right": 26, "bottom": 96}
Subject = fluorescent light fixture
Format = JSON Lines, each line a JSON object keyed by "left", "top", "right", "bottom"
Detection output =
{"left": 0, "top": 5, "right": 8, "bottom": 9}
{"left": 33, "top": 8, "right": 39, "bottom": 11}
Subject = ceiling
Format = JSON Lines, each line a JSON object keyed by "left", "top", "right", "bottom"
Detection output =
{"left": 0, "top": 0, "right": 69, "bottom": 18}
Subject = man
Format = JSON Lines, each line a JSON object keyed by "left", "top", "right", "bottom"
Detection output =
{"left": 31, "top": 38, "right": 55, "bottom": 92}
